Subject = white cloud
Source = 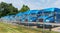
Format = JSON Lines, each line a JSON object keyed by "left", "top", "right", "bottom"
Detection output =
{"left": 20, "top": 0, "right": 58, "bottom": 10}
{"left": 0, "top": 0, "right": 5, "bottom": 3}
{"left": 52, "top": 0, "right": 60, "bottom": 8}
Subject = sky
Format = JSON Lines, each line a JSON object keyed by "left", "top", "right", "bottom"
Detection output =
{"left": 0, "top": 0, "right": 60, "bottom": 10}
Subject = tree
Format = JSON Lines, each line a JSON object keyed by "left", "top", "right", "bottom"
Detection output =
{"left": 20, "top": 5, "right": 30, "bottom": 12}
{"left": 0, "top": 2, "right": 18, "bottom": 17}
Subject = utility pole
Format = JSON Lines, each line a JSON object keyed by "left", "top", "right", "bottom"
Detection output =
{"left": 42, "top": 12, "right": 45, "bottom": 33}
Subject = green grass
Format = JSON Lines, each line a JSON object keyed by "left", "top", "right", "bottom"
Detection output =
{"left": 0, "top": 22, "right": 59, "bottom": 33}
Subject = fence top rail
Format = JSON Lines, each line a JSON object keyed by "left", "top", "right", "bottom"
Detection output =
{"left": 20, "top": 22, "right": 60, "bottom": 26}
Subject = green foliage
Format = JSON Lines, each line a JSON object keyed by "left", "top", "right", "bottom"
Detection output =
{"left": 20, "top": 5, "right": 30, "bottom": 12}
{"left": 0, "top": 2, "right": 18, "bottom": 17}
{"left": 0, "top": 2, "right": 30, "bottom": 17}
